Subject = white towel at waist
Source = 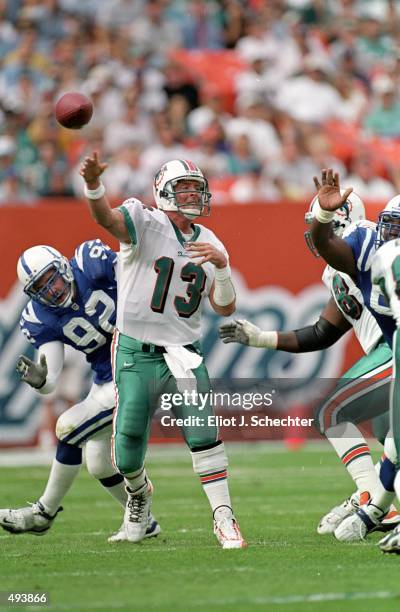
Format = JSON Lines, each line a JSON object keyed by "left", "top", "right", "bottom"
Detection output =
{"left": 163, "top": 346, "right": 203, "bottom": 394}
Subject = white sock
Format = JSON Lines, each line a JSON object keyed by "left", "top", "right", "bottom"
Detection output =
{"left": 124, "top": 466, "right": 148, "bottom": 494}
{"left": 85, "top": 437, "right": 127, "bottom": 507}
{"left": 191, "top": 443, "right": 232, "bottom": 517}
{"left": 326, "top": 422, "right": 378, "bottom": 495}
{"left": 40, "top": 459, "right": 81, "bottom": 515}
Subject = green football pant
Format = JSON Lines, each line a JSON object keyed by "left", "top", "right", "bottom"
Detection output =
{"left": 315, "top": 340, "right": 392, "bottom": 435}
{"left": 111, "top": 332, "right": 218, "bottom": 474}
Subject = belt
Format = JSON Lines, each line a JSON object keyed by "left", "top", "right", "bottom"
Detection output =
{"left": 128, "top": 337, "right": 198, "bottom": 354}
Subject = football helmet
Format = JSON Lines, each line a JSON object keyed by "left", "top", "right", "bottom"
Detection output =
{"left": 304, "top": 190, "right": 365, "bottom": 256}
{"left": 375, "top": 195, "right": 400, "bottom": 248}
{"left": 17, "top": 245, "right": 74, "bottom": 308}
{"left": 153, "top": 159, "right": 211, "bottom": 219}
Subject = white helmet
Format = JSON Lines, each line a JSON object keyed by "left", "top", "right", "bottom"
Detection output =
{"left": 304, "top": 189, "right": 366, "bottom": 256}
{"left": 17, "top": 245, "right": 74, "bottom": 307}
{"left": 376, "top": 194, "right": 400, "bottom": 248}
{"left": 153, "top": 159, "right": 211, "bottom": 219}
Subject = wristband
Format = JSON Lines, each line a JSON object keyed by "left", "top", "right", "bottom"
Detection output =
{"left": 314, "top": 201, "right": 334, "bottom": 223}
{"left": 214, "top": 265, "right": 231, "bottom": 280}
{"left": 84, "top": 182, "right": 106, "bottom": 200}
{"left": 256, "top": 331, "right": 278, "bottom": 349}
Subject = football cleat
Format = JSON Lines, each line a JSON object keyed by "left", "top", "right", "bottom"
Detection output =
{"left": 0, "top": 501, "right": 63, "bottom": 535}
{"left": 213, "top": 507, "right": 247, "bottom": 549}
{"left": 124, "top": 480, "right": 153, "bottom": 543}
{"left": 334, "top": 503, "right": 400, "bottom": 542}
{"left": 317, "top": 491, "right": 362, "bottom": 535}
{"left": 379, "top": 524, "right": 400, "bottom": 553}
{"left": 108, "top": 512, "right": 161, "bottom": 543}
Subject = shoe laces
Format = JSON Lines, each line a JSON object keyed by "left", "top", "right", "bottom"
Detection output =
{"left": 127, "top": 492, "right": 147, "bottom": 523}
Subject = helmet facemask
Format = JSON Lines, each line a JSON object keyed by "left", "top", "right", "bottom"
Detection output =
{"left": 153, "top": 160, "right": 212, "bottom": 219}
{"left": 375, "top": 210, "right": 400, "bottom": 248}
{"left": 160, "top": 176, "right": 211, "bottom": 219}
{"left": 18, "top": 245, "right": 75, "bottom": 308}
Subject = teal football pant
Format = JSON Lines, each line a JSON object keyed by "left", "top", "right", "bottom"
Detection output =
{"left": 111, "top": 331, "right": 218, "bottom": 474}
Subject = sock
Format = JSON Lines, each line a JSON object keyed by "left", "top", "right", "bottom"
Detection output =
{"left": 124, "top": 465, "right": 148, "bottom": 494}
{"left": 325, "top": 422, "right": 378, "bottom": 495}
{"left": 191, "top": 442, "right": 232, "bottom": 518}
{"left": 99, "top": 473, "right": 127, "bottom": 507}
{"left": 39, "top": 440, "right": 82, "bottom": 515}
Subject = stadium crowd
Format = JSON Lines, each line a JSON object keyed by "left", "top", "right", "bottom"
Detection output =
{"left": 1, "top": 0, "right": 400, "bottom": 205}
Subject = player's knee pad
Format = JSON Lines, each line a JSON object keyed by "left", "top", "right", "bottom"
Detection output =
{"left": 384, "top": 434, "right": 397, "bottom": 465}
{"left": 85, "top": 437, "right": 114, "bottom": 480}
{"left": 190, "top": 441, "right": 228, "bottom": 476}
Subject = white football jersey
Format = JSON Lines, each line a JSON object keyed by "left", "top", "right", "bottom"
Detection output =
{"left": 322, "top": 265, "right": 383, "bottom": 354}
{"left": 115, "top": 198, "right": 228, "bottom": 345}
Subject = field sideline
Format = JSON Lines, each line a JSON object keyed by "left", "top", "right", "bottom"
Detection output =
{"left": 1, "top": 443, "right": 400, "bottom": 611}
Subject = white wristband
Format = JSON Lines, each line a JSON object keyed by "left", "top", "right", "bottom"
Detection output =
{"left": 213, "top": 265, "right": 235, "bottom": 306}
{"left": 84, "top": 182, "right": 106, "bottom": 200}
{"left": 256, "top": 331, "right": 278, "bottom": 349}
{"left": 314, "top": 201, "right": 334, "bottom": 223}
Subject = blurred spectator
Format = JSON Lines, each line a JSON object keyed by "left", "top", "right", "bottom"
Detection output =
{"left": 191, "top": 120, "right": 231, "bottom": 178}
{"left": 102, "top": 144, "right": 149, "bottom": 200}
{"left": 363, "top": 75, "right": 400, "bottom": 137}
{"left": 140, "top": 122, "right": 191, "bottom": 178}
{"left": 103, "top": 99, "right": 153, "bottom": 154}
{"left": 187, "top": 84, "right": 231, "bottom": 136}
{"left": 163, "top": 60, "right": 199, "bottom": 111}
{"left": 229, "top": 166, "right": 281, "bottom": 204}
{"left": 128, "top": 0, "right": 183, "bottom": 57}
{"left": 346, "top": 152, "right": 396, "bottom": 201}
{"left": 179, "top": 0, "right": 223, "bottom": 50}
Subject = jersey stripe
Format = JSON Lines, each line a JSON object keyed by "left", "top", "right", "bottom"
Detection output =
{"left": 357, "top": 229, "right": 374, "bottom": 271}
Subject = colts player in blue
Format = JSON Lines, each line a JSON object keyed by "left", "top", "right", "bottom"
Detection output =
{"left": 0, "top": 240, "right": 159, "bottom": 542}
{"left": 310, "top": 169, "right": 400, "bottom": 550}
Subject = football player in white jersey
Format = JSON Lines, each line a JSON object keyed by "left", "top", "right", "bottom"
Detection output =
{"left": 80, "top": 153, "right": 246, "bottom": 549}
{"left": 220, "top": 192, "right": 400, "bottom": 535}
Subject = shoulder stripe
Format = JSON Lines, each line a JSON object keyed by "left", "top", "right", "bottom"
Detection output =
{"left": 357, "top": 229, "right": 373, "bottom": 271}
{"left": 74, "top": 244, "right": 84, "bottom": 271}
{"left": 119, "top": 205, "right": 137, "bottom": 245}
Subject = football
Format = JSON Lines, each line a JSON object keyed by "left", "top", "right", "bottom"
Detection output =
{"left": 55, "top": 92, "right": 93, "bottom": 129}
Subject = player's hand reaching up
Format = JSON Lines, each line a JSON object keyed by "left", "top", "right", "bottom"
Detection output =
{"left": 313, "top": 168, "right": 353, "bottom": 212}
{"left": 79, "top": 152, "right": 108, "bottom": 188}
{"left": 185, "top": 242, "right": 228, "bottom": 268}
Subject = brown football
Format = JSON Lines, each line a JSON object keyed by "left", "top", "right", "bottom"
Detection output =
{"left": 55, "top": 92, "right": 93, "bottom": 129}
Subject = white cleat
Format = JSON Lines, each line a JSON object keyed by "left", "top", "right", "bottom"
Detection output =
{"left": 379, "top": 524, "right": 400, "bottom": 553}
{"left": 108, "top": 512, "right": 161, "bottom": 543}
{"left": 317, "top": 492, "right": 361, "bottom": 535}
{"left": 0, "top": 501, "right": 63, "bottom": 535}
{"left": 124, "top": 481, "right": 153, "bottom": 543}
{"left": 213, "top": 508, "right": 247, "bottom": 549}
{"left": 334, "top": 510, "right": 371, "bottom": 542}
{"left": 333, "top": 502, "right": 398, "bottom": 542}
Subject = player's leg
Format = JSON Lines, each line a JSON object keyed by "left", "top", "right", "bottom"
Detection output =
{"left": 315, "top": 344, "right": 393, "bottom": 533}
{"left": 170, "top": 361, "right": 246, "bottom": 549}
{"left": 112, "top": 335, "right": 157, "bottom": 543}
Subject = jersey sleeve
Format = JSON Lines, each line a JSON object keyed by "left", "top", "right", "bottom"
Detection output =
{"left": 117, "top": 198, "right": 151, "bottom": 248}
{"left": 343, "top": 222, "right": 376, "bottom": 272}
{"left": 19, "top": 302, "right": 58, "bottom": 348}
{"left": 73, "top": 239, "right": 117, "bottom": 287}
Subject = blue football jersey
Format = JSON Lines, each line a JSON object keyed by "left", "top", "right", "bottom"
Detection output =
{"left": 20, "top": 240, "right": 117, "bottom": 384}
{"left": 344, "top": 222, "right": 395, "bottom": 346}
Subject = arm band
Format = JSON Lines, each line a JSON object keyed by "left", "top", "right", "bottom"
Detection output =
{"left": 213, "top": 266, "right": 236, "bottom": 306}
{"left": 84, "top": 182, "right": 106, "bottom": 200}
{"left": 294, "top": 317, "right": 345, "bottom": 352}
{"left": 314, "top": 201, "right": 335, "bottom": 223}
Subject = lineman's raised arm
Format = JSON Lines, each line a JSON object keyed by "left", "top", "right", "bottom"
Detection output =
{"left": 80, "top": 152, "right": 130, "bottom": 244}
{"left": 311, "top": 168, "right": 356, "bottom": 276}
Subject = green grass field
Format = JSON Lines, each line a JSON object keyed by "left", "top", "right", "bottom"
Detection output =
{"left": 1, "top": 443, "right": 400, "bottom": 612}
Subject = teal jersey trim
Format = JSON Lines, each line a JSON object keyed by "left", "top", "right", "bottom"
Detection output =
{"left": 119, "top": 205, "right": 137, "bottom": 245}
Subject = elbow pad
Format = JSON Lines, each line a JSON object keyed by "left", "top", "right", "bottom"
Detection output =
{"left": 294, "top": 317, "right": 344, "bottom": 352}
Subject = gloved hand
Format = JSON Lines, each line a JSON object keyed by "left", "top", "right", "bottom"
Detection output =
{"left": 219, "top": 319, "right": 278, "bottom": 348}
{"left": 16, "top": 354, "right": 48, "bottom": 389}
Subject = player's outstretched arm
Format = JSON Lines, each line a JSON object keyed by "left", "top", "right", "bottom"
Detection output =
{"left": 80, "top": 152, "right": 129, "bottom": 243}
{"left": 219, "top": 298, "right": 350, "bottom": 352}
{"left": 311, "top": 169, "right": 356, "bottom": 276}
{"left": 16, "top": 341, "right": 64, "bottom": 394}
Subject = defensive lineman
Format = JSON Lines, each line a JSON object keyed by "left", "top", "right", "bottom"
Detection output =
{"left": 0, "top": 240, "right": 159, "bottom": 541}
{"left": 220, "top": 193, "right": 399, "bottom": 534}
